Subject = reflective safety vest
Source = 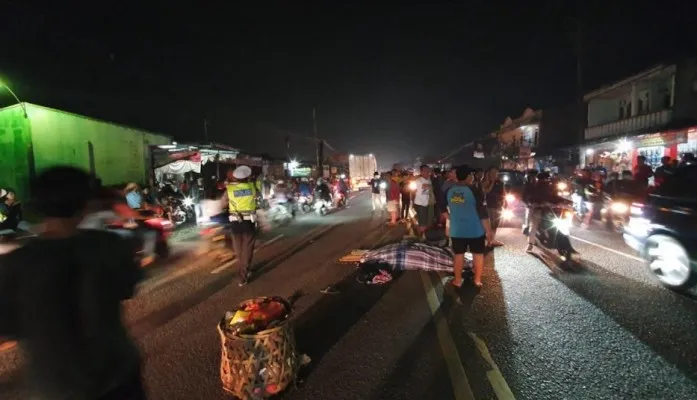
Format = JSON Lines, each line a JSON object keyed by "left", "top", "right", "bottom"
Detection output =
{"left": 227, "top": 182, "right": 257, "bottom": 214}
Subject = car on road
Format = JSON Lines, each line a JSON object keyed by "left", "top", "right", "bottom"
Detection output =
{"left": 623, "top": 164, "right": 697, "bottom": 291}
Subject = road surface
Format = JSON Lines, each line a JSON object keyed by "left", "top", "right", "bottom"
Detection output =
{"left": 2, "top": 193, "right": 697, "bottom": 399}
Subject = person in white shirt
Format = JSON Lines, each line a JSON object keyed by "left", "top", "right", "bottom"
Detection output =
{"left": 413, "top": 165, "right": 434, "bottom": 234}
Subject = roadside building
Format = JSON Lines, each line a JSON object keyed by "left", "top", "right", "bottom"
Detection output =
{"left": 494, "top": 108, "right": 541, "bottom": 170}
{"left": 0, "top": 102, "right": 171, "bottom": 200}
{"left": 580, "top": 58, "right": 697, "bottom": 172}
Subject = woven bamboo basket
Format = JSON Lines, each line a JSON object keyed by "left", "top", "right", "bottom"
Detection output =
{"left": 218, "top": 298, "right": 298, "bottom": 399}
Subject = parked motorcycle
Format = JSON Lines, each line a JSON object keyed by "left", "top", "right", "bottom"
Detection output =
{"left": 531, "top": 201, "right": 577, "bottom": 262}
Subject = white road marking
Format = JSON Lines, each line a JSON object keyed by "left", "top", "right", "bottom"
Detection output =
{"left": 468, "top": 333, "right": 516, "bottom": 400}
{"left": 569, "top": 235, "right": 644, "bottom": 262}
{"left": 420, "top": 272, "right": 476, "bottom": 400}
{"left": 210, "top": 234, "right": 285, "bottom": 274}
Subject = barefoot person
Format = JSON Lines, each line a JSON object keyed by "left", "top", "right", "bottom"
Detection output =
{"left": 445, "top": 165, "right": 493, "bottom": 289}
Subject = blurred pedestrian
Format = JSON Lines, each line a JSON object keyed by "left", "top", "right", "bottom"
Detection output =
{"left": 481, "top": 166, "right": 505, "bottom": 246}
{"left": 399, "top": 172, "right": 412, "bottom": 221}
{"left": 413, "top": 165, "right": 434, "bottom": 235}
{"left": 386, "top": 170, "right": 401, "bottom": 225}
{"left": 0, "top": 166, "right": 146, "bottom": 399}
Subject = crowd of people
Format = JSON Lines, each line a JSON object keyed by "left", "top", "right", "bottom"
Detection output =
{"left": 367, "top": 164, "right": 510, "bottom": 290}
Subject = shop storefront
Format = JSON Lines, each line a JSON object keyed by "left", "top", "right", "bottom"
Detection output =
{"left": 581, "top": 128, "right": 692, "bottom": 172}
{"left": 581, "top": 139, "right": 633, "bottom": 173}
{"left": 633, "top": 130, "right": 688, "bottom": 169}
{"left": 677, "top": 128, "right": 697, "bottom": 156}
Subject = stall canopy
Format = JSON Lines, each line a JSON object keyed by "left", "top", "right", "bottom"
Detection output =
{"left": 152, "top": 143, "right": 263, "bottom": 178}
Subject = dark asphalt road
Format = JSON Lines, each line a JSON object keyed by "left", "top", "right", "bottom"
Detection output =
{"left": 2, "top": 193, "right": 697, "bottom": 399}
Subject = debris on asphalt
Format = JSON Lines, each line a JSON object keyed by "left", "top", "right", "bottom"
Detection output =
{"left": 320, "top": 285, "right": 340, "bottom": 295}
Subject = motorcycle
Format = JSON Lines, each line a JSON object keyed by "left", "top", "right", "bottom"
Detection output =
{"left": 333, "top": 189, "right": 347, "bottom": 208}
{"left": 314, "top": 197, "right": 332, "bottom": 216}
{"left": 168, "top": 196, "right": 196, "bottom": 225}
{"left": 531, "top": 201, "right": 577, "bottom": 262}
{"left": 296, "top": 194, "right": 314, "bottom": 213}
{"left": 600, "top": 181, "right": 644, "bottom": 233}
{"left": 267, "top": 198, "right": 295, "bottom": 226}
{"left": 106, "top": 214, "right": 173, "bottom": 266}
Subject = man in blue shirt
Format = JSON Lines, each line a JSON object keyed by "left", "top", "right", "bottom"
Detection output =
{"left": 446, "top": 165, "right": 492, "bottom": 289}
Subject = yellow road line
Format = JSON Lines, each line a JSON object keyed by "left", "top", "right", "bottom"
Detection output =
{"left": 468, "top": 332, "right": 516, "bottom": 400}
{"left": 420, "top": 271, "right": 476, "bottom": 400}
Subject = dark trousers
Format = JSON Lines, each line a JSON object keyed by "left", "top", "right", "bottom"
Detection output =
{"left": 231, "top": 230, "right": 257, "bottom": 279}
{"left": 400, "top": 196, "right": 411, "bottom": 219}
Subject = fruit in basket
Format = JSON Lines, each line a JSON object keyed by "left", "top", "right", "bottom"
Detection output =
{"left": 227, "top": 298, "right": 289, "bottom": 335}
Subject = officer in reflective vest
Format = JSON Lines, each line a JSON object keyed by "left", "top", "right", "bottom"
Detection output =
{"left": 223, "top": 165, "right": 258, "bottom": 286}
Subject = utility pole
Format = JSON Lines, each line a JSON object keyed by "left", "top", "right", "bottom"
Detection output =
{"left": 203, "top": 118, "right": 209, "bottom": 144}
{"left": 313, "top": 107, "right": 323, "bottom": 176}
{"left": 575, "top": 17, "right": 584, "bottom": 147}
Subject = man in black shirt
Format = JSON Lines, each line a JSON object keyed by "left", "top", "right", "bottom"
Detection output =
{"left": 369, "top": 172, "right": 384, "bottom": 211}
{"left": 0, "top": 166, "right": 145, "bottom": 400}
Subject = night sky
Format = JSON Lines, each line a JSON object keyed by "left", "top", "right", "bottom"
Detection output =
{"left": 1, "top": 1, "right": 695, "bottom": 167}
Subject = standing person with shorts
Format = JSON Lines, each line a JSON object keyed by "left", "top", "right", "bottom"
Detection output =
{"left": 386, "top": 170, "right": 401, "bottom": 225}
{"left": 446, "top": 165, "right": 493, "bottom": 289}
{"left": 412, "top": 165, "right": 434, "bottom": 235}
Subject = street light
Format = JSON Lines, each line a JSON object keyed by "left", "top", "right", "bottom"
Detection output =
{"left": 0, "top": 78, "right": 28, "bottom": 118}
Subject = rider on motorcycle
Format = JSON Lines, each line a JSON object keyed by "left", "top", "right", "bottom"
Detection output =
{"left": 124, "top": 183, "right": 143, "bottom": 209}
{"left": 526, "top": 172, "right": 567, "bottom": 253}
{"left": 335, "top": 176, "right": 350, "bottom": 205}
{"left": 571, "top": 168, "right": 596, "bottom": 226}
{"left": 315, "top": 178, "right": 332, "bottom": 203}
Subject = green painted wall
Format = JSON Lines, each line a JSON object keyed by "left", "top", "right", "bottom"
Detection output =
{"left": 0, "top": 105, "right": 32, "bottom": 199}
{"left": 0, "top": 103, "right": 172, "bottom": 200}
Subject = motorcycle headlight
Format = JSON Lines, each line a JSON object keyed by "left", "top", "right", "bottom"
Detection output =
{"left": 379, "top": 182, "right": 387, "bottom": 189}
{"left": 505, "top": 194, "right": 516, "bottom": 203}
{"left": 557, "top": 182, "right": 568, "bottom": 191}
{"left": 553, "top": 216, "right": 572, "bottom": 235}
{"left": 501, "top": 208, "right": 514, "bottom": 220}
{"left": 183, "top": 197, "right": 194, "bottom": 207}
{"left": 610, "top": 202, "right": 629, "bottom": 214}
{"left": 409, "top": 181, "right": 417, "bottom": 191}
